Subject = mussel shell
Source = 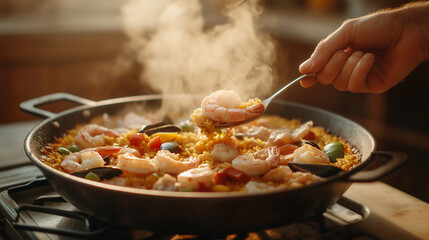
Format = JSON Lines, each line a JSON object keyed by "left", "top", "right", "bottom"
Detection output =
{"left": 288, "top": 162, "right": 343, "bottom": 178}
{"left": 71, "top": 167, "right": 123, "bottom": 180}
{"left": 299, "top": 140, "right": 321, "bottom": 149}
{"left": 139, "top": 123, "right": 181, "bottom": 136}
{"left": 160, "top": 141, "right": 182, "bottom": 154}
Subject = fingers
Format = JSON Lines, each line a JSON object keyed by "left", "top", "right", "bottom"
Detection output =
{"left": 332, "top": 51, "right": 365, "bottom": 91}
{"left": 300, "top": 50, "right": 375, "bottom": 92}
{"left": 316, "top": 50, "right": 350, "bottom": 85}
{"left": 348, "top": 53, "right": 375, "bottom": 92}
{"left": 300, "top": 76, "right": 317, "bottom": 88}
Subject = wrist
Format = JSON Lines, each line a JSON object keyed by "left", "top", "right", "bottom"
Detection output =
{"left": 396, "top": 1, "right": 429, "bottom": 61}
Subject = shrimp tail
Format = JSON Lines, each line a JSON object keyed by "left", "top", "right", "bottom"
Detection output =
{"left": 267, "top": 146, "right": 280, "bottom": 167}
{"left": 246, "top": 103, "right": 265, "bottom": 117}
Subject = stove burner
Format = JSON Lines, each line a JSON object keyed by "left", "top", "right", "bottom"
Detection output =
{"left": 0, "top": 166, "right": 370, "bottom": 240}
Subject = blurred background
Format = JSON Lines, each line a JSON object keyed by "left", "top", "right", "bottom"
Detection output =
{"left": 0, "top": 0, "right": 428, "bottom": 202}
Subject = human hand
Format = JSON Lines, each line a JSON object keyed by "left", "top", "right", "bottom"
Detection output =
{"left": 299, "top": 1, "right": 429, "bottom": 93}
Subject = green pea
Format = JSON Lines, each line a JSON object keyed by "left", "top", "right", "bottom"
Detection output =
{"left": 68, "top": 145, "right": 81, "bottom": 153}
{"left": 324, "top": 142, "right": 344, "bottom": 163}
{"left": 57, "top": 147, "right": 71, "bottom": 155}
{"left": 179, "top": 120, "right": 195, "bottom": 132}
{"left": 85, "top": 172, "right": 100, "bottom": 181}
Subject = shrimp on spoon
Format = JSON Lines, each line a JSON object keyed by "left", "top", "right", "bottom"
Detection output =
{"left": 192, "top": 74, "right": 311, "bottom": 129}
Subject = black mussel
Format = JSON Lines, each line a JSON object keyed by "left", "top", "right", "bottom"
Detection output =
{"left": 139, "top": 123, "right": 181, "bottom": 136}
{"left": 299, "top": 140, "right": 321, "bottom": 149}
{"left": 160, "top": 141, "right": 182, "bottom": 153}
{"left": 288, "top": 162, "right": 343, "bottom": 178}
{"left": 71, "top": 167, "right": 123, "bottom": 181}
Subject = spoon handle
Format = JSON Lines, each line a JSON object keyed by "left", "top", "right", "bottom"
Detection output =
{"left": 262, "top": 73, "right": 311, "bottom": 106}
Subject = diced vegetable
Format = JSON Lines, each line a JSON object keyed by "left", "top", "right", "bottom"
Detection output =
{"left": 324, "top": 141, "right": 345, "bottom": 163}
{"left": 85, "top": 172, "right": 100, "bottom": 181}
{"left": 149, "top": 136, "right": 162, "bottom": 149}
{"left": 303, "top": 130, "right": 315, "bottom": 140}
{"left": 178, "top": 188, "right": 193, "bottom": 192}
{"left": 57, "top": 147, "right": 71, "bottom": 155}
{"left": 214, "top": 170, "right": 227, "bottom": 185}
{"left": 212, "top": 184, "right": 230, "bottom": 192}
{"left": 97, "top": 146, "right": 122, "bottom": 158}
{"left": 224, "top": 167, "right": 250, "bottom": 183}
{"left": 150, "top": 132, "right": 178, "bottom": 142}
{"left": 179, "top": 120, "right": 195, "bottom": 132}
{"left": 129, "top": 133, "right": 145, "bottom": 147}
{"left": 68, "top": 145, "right": 81, "bottom": 153}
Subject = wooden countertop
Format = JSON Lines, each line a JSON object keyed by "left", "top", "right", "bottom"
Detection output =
{"left": 345, "top": 182, "right": 429, "bottom": 239}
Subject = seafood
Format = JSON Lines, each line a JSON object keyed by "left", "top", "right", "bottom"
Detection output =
{"left": 244, "top": 181, "right": 279, "bottom": 193}
{"left": 210, "top": 142, "right": 239, "bottom": 163}
{"left": 177, "top": 165, "right": 216, "bottom": 191}
{"left": 43, "top": 102, "right": 361, "bottom": 192}
{"left": 61, "top": 146, "right": 122, "bottom": 173}
{"left": 232, "top": 147, "right": 280, "bottom": 177}
{"left": 153, "top": 174, "right": 178, "bottom": 191}
{"left": 75, "top": 124, "right": 120, "bottom": 148}
{"left": 201, "top": 90, "right": 264, "bottom": 123}
{"left": 153, "top": 151, "right": 200, "bottom": 175}
{"left": 263, "top": 165, "right": 294, "bottom": 182}
{"left": 117, "top": 153, "right": 158, "bottom": 174}
{"left": 292, "top": 144, "right": 330, "bottom": 165}
{"left": 267, "top": 121, "right": 313, "bottom": 147}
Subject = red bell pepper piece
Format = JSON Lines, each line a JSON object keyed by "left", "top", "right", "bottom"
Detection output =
{"left": 129, "top": 133, "right": 145, "bottom": 147}
{"left": 149, "top": 136, "right": 162, "bottom": 149}
{"left": 224, "top": 167, "right": 250, "bottom": 183}
{"left": 214, "top": 170, "right": 228, "bottom": 185}
{"left": 303, "top": 130, "right": 315, "bottom": 140}
{"left": 96, "top": 146, "right": 122, "bottom": 158}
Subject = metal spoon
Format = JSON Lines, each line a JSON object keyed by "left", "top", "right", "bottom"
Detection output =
{"left": 212, "top": 73, "right": 311, "bottom": 128}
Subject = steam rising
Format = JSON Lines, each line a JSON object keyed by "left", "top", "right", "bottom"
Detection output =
{"left": 121, "top": 0, "right": 276, "bottom": 116}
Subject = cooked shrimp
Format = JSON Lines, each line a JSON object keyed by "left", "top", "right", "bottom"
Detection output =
{"left": 152, "top": 174, "right": 177, "bottom": 191}
{"left": 60, "top": 146, "right": 122, "bottom": 173}
{"left": 232, "top": 147, "right": 280, "bottom": 177}
{"left": 117, "top": 153, "right": 158, "bottom": 174}
{"left": 267, "top": 121, "right": 313, "bottom": 146}
{"left": 244, "top": 181, "right": 278, "bottom": 193}
{"left": 201, "top": 90, "right": 265, "bottom": 123}
{"left": 118, "top": 147, "right": 141, "bottom": 157}
{"left": 245, "top": 126, "right": 272, "bottom": 141}
{"left": 153, "top": 150, "right": 200, "bottom": 175}
{"left": 75, "top": 124, "right": 120, "bottom": 149}
{"left": 177, "top": 165, "right": 215, "bottom": 191}
{"left": 210, "top": 142, "right": 239, "bottom": 163}
{"left": 263, "top": 165, "right": 293, "bottom": 182}
{"left": 292, "top": 144, "right": 330, "bottom": 164}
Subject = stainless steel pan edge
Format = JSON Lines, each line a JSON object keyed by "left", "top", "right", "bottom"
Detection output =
{"left": 20, "top": 93, "right": 408, "bottom": 234}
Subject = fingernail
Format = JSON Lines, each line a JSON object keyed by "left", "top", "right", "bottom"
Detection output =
{"left": 299, "top": 58, "right": 312, "bottom": 73}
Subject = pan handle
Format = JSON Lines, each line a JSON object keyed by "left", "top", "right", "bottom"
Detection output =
{"left": 347, "top": 151, "right": 408, "bottom": 182}
{"left": 20, "top": 92, "right": 97, "bottom": 119}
